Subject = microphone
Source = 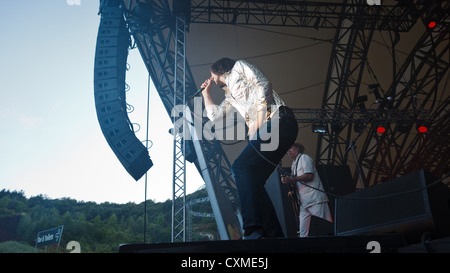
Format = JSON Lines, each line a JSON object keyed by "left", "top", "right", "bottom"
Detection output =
{"left": 195, "top": 87, "right": 205, "bottom": 95}
{"left": 188, "top": 87, "right": 205, "bottom": 101}
{"left": 189, "top": 78, "right": 212, "bottom": 100}
{"left": 373, "top": 96, "right": 393, "bottom": 104}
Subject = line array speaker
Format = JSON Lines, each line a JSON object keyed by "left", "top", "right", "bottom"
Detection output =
{"left": 94, "top": 5, "right": 152, "bottom": 181}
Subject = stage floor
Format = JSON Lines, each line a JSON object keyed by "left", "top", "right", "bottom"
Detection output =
{"left": 119, "top": 234, "right": 411, "bottom": 253}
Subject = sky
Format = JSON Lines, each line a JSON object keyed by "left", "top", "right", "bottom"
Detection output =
{"left": 0, "top": 0, "right": 204, "bottom": 204}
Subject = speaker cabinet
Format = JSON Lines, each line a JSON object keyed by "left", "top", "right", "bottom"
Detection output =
{"left": 265, "top": 168, "right": 298, "bottom": 238}
{"left": 316, "top": 165, "right": 355, "bottom": 220}
{"left": 94, "top": 5, "right": 152, "bottom": 181}
{"left": 335, "top": 169, "right": 450, "bottom": 242}
{"left": 309, "top": 215, "right": 334, "bottom": 236}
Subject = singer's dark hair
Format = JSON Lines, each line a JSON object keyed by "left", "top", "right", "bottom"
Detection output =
{"left": 210, "top": 57, "right": 236, "bottom": 75}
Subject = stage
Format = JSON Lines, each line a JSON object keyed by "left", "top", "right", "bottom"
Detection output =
{"left": 119, "top": 234, "right": 450, "bottom": 253}
{"left": 119, "top": 234, "right": 407, "bottom": 253}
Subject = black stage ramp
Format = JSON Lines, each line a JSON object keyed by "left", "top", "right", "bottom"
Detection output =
{"left": 119, "top": 235, "right": 406, "bottom": 253}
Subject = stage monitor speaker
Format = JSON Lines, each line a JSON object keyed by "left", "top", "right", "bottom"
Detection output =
{"left": 94, "top": 6, "right": 153, "bottom": 181}
{"left": 316, "top": 164, "right": 355, "bottom": 220}
{"left": 309, "top": 215, "right": 334, "bottom": 237}
{"left": 335, "top": 169, "right": 450, "bottom": 242}
{"left": 265, "top": 168, "right": 298, "bottom": 238}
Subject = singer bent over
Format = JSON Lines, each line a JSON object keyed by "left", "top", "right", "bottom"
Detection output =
{"left": 201, "top": 58, "right": 298, "bottom": 239}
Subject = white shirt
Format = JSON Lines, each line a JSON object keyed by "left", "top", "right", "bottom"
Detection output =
{"left": 291, "top": 153, "right": 329, "bottom": 208}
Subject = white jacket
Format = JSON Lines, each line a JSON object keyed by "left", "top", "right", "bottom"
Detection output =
{"left": 205, "top": 60, "right": 284, "bottom": 129}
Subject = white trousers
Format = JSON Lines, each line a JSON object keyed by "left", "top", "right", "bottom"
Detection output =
{"left": 299, "top": 202, "right": 332, "bottom": 237}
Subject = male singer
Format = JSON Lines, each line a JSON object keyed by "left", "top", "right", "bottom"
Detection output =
{"left": 200, "top": 58, "right": 298, "bottom": 239}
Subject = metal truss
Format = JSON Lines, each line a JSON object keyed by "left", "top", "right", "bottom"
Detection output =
{"left": 291, "top": 108, "right": 431, "bottom": 124}
{"left": 189, "top": 0, "right": 417, "bottom": 31}
{"left": 358, "top": 9, "right": 450, "bottom": 186}
{"left": 186, "top": 197, "right": 214, "bottom": 242}
{"left": 316, "top": 0, "right": 449, "bottom": 187}
{"left": 315, "top": 0, "right": 380, "bottom": 187}
{"left": 171, "top": 16, "right": 187, "bottom": 242}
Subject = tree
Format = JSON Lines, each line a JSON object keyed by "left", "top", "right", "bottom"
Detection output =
{"left": 1, "top": 188, "right": 218, "bottom": 252}
{"left": 0, "top": 196, "right": 10, "bottom": 214}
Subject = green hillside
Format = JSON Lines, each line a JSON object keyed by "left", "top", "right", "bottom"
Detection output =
{"left": 0, "top": 188, "right": 218, "bottom": 253}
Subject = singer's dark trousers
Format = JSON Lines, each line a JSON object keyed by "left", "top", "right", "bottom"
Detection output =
{"left": 231, "top": 110, "right": 298, "bottom": 237}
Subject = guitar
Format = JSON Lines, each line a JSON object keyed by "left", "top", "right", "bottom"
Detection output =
{"left": 278, "top": 166, "right": 300, "bottom": 217}
{"left": 286, "top": 183, "right": 300, "bottom": 217}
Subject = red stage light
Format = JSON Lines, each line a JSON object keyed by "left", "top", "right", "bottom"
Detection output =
{"left": 418, "top": 125, "right": 428, "bottom": 133}
{"left": 428, "top": 21, "right": 436, "bottom": 28}
{"left": 376, "top": 126, "right": 386, "bottom": 134}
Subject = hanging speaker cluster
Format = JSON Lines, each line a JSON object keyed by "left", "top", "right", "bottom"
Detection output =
{"left": 94, "top": 5, "right": 153, "bottom": 181}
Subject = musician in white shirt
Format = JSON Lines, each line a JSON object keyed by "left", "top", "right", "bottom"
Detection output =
{"left": 282, "top": 143, "right": 332, "bottom": 237}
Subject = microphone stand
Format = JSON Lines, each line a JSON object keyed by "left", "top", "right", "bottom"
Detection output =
{"left": 345, "top": 123, "right": 367, "bottom": 189}
{"left": 345, "top": 98, "right": 390, "bottom": 189}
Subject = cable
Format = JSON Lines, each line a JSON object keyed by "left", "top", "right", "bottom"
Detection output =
{"left": 236, "top": 24, "right": 333, "bottom": 43}
{"left": 143, "top": 73, "right": 151, "bottom": 243}
{"left": 278, "top": 81, "right": 325, "bottom": 96}
{"left": 189, "top": 42, "right": 329, "bottom": 68}
{"left": 217, "top": 139, "right": 245, "bottom": 145}
{"left": 244, "top": 41, "right": 328, "bottom": 61}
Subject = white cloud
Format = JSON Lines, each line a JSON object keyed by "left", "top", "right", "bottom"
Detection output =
{"left": 0, "top": 108, "right": 43, "bottom": 128}
{"left": 18, "top": 114, "right": 44, "bottom": 128}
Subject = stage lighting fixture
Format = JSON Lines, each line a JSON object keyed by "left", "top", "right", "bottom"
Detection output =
{"left": 416, "top": 120, "right": 430, "bottom": 133}
{"left": 376, "top": 126, "right": 386, "bottom": 134}
{"left": 417, "top": 125, "right": 428, "bottom": 133}
{"left": 417, "top": 123, "right": 429, "bottom": 133}
{"left": 312, "top": 123, "right": 327, "bottom": 134}
{"left": 355, "top": 95, "right": 368, "bottom": 111}
{"left": 331, "top": 120, "right": 344, "bottom": 135}
{"left": 376, "top": 124, "right": 386, "bottom": 134}
{"left": 368, "top": 83, "right": 382, "bottom": 99}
